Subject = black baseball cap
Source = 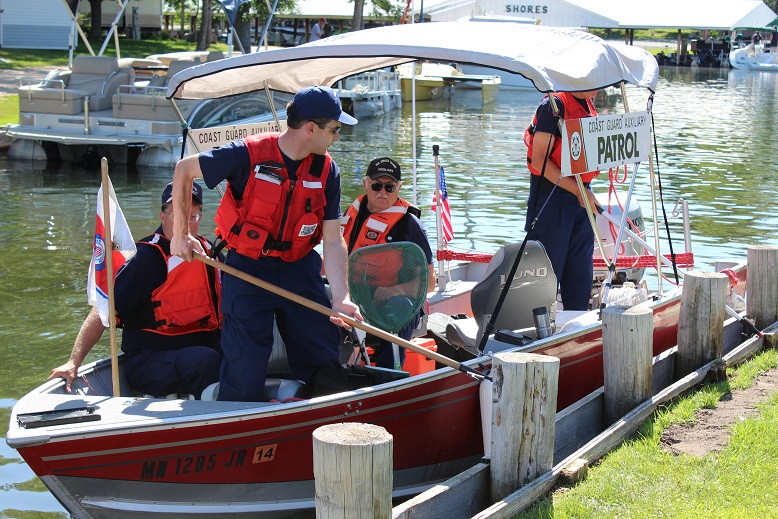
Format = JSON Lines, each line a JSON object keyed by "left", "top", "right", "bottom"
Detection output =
{"left": 366, "top": 157, "right": 401, "bottom": 182}
{"left": 162, "top": 182, "right": 203, "bottom": 205}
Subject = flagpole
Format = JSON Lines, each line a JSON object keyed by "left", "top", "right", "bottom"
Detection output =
{"left": 100, "top": 158, "right": 121, "bottom": 397}
{"left": 433, "top": 145, "right": 446, "bottom": 291}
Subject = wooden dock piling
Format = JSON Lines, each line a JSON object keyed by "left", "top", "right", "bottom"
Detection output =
{"left": 602, "top": 305, "right": 653, "bottom": 425}
{"left": 676, "top": 270, "right": 727, "bottom": 379}
{"left": 313, "top": 423, "right": 392, "bottom": 518}
{"left": 490, "top": 352, "right": 559, "bottom": 503}
{"left": 747, "top": 245, "right": 778, "bottom": 330}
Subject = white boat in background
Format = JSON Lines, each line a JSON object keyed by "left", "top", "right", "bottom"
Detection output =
{"left": 398, "top": 62, "right": 501, "bottom": 104}
{"left": 729, "top": 42, "right": 778, "bottom": 70}
{"left": 333, "top": 68, "right": 402, "bottom": 120}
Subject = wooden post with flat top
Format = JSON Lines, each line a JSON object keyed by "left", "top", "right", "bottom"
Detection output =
{"left": 490, "top": 352, "right": 558, "bottom": 503}
{"left": 602, "top": 305, "right": 653, "bottom": 425}
{"left": 675, "top": 271, "right": 727, "bottom": 379}
{"left": 313, "top": 423, "right": 392, "bottom": 518}
{"left": 747, "top": 245, "right": 778, "bottom": 330}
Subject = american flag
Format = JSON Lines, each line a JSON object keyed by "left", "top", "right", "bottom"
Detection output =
{"left": 431, "top": 166, "right": 454, "bottom": 243}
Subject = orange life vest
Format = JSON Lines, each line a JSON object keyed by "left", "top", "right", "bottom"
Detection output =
{"left": 341, "top": 195, "right": 418, "bottom": 287}
{"left": 126, "top": 233, "right": 221, "bottom": 337}
{"left": 524, "top": 92, "right": 599, "bottom": 183}
{"left": 214, "top": 133, "right": 331, "bottom": 262}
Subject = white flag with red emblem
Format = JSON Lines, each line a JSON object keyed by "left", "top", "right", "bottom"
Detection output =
{"left": 86, "top": 178, "right": 136, "bottom": 326}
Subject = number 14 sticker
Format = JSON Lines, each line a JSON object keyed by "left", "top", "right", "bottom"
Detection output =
{"left": 253, "top": 444, "right": 277, "bottom": 464}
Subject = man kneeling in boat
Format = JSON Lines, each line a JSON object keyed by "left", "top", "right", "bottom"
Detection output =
{"left": 49, "top": 182, "right": 223, "bottom": 399}
{"left": 341, "top": 157, "right": 436, "bottom": 368}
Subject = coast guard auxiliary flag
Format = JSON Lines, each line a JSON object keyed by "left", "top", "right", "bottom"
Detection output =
{"left": 86, "top": 178, "right": 136, "bottom": 326}
{"left": 431, "top": 166, "right": 454, "bottom": 243}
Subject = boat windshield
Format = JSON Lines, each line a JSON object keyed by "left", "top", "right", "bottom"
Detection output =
{"left": 189, "top": 91, "right": 293, "bottom": 129}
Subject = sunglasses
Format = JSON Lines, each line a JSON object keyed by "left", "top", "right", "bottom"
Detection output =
{"left": 307, "top": 119, "right": 341, "bottom": 135}
{"left": 370, "top": 181, "right": 397, "bottom": 193}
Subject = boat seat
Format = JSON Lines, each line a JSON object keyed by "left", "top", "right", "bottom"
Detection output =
{"left": 201, "top": 322, "right": 306, "bottom": 402}
{"left": 199, "top": 319, "right": 305, "bottom": 402}
{"left": 18, "top": 56, "right": 133, "bottom": 115}
{"left": 444, "top": 240, "right": 557, "bottom": 355}
{"left": 112, "top": 59, "right": 197, "bottom": 121}
{"left": 206, "top": 50, "right": 225, "bottom": 62}
{"left": 200, "top": 379, "right": 305, "bottom": 402}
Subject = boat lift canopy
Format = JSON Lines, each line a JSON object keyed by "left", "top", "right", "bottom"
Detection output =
{"left": 166, "top": 21, "right": 658, "bottom": 100}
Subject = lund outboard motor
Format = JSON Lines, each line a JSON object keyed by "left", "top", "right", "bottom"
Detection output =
{"left": 445, "top": 241, "right": 557, "bottom": 356}
{"left": 470, "top": 240, "right": 558, "bottom": 333}
{"left": 594, "top": 193, "right": 646, "bottom": 284}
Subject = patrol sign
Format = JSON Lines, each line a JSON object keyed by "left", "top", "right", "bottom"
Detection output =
{"left": 560, "top": 111, "right": 650, "bottom": 176}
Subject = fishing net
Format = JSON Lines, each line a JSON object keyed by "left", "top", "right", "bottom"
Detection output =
{"left": 348, "top": 242, "right": 429, "bottom": 334}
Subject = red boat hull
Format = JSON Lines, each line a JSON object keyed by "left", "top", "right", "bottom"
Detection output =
{"left": 9, "top": 295, "right": 682, "bottom": 517}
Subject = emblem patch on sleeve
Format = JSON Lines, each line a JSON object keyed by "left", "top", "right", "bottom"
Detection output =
{"left": 299, "top": 223, "right": 318, "bottom": 237}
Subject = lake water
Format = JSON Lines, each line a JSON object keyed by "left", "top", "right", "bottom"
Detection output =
{"left": 1, "top": 66, "right": 777, "bottom": 517}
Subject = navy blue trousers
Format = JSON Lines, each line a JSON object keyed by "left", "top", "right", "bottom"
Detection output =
{"left": 524, "top": 181, "right": 594, "bottom": 311}
{"left": 218, "top": 250, "right": 341, "bottom": 402}
{"left": 125, "top": 346, "right": 222, "bottom": 398}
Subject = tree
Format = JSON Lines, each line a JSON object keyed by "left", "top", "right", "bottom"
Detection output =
{"left": 352, "top": 0, "right": 405, "bottom": 31}
{"left": 197, "top": 0, "right": 214, "bottom": 50}
{"left": 88, "top": 0, "right": 102, "bottom": 39}
{"left": 166, "top": 0, "right": 195, "bottom": 35}
{"left": 225, "top": 0, "right": 296, "bottom": 52}
{"left": 352, "top": 0, "right": 365, "bottom": 31}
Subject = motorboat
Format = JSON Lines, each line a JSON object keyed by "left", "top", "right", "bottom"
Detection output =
{"left": 729, "top": 42, "right": 778, "bottom": 70}
{"left": 333, "top": 68, "right": 402, "bottom": 120}
{"left": 7, "top": 21, "right": 752, "bottom": 518}
{"left": 398, "top": 62, "right": 501, "bottom": 104}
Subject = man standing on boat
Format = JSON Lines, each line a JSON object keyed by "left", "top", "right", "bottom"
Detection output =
{"left": 524, "top": 91, "right": 601, "bottom": 311}
{"left": 50, "top": 182, "right": 223, "bottom": 398}
{"left": 170, "top": 86, "right": 362, "bottom": 402}
{"left": 341, "top": 157, "right": 436, "bottom": 368}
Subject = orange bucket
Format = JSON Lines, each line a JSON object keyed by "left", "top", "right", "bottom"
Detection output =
{"left": 404, "top": 338, "right": 438, "bottom": 377}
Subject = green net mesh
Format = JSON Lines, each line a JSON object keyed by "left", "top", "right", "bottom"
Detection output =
{"left": 348, "top": 242, "right": 430, "bottom": 334}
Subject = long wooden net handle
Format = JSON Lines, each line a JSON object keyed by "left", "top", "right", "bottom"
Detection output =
{"left": 194, "top": 254, "right": 473, "bottom": 373}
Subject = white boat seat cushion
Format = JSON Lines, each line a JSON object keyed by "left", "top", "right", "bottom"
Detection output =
{"left": 19, "top": 56, "right": 132, "bottom": 115}
{"left": 445, "top": 318, "right": 481, "bottom": 351}
{"left": 112, "top": 60, "right": 196, "bottom": 120}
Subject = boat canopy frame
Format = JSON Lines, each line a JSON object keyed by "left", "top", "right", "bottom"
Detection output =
{"left": 165, "top": 22, "right": 659, "bottom": 100}
{"left": 165, "top": 21, "right": 672, "bottom": 295}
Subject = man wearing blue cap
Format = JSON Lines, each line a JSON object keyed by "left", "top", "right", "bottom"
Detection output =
{"left": 170, "top": 86, "right": 362, "bottom": 402}
{"left": 50, "top": 182, "right": 223, "bottom": 398}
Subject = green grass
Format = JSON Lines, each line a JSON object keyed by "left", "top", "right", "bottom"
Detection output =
{"left": 0, "top": 37, "right": 229, "bottom": 70}
{"left": 0, "top": 37, "right": 230, "bottom": 125}
{"left": 0, "top": 94, "right": 18, "bottom": 125}
{"left": 515, "top": 348, "right": 778, "bottom": 518}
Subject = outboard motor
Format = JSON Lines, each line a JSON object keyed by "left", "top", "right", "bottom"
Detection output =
{"left": 594, "top": 194, "right": 646, "bottom": 284}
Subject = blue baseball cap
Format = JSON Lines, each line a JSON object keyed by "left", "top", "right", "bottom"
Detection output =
{"left": 293, "top": 86, "right": 358, "bottom": 125}
{"left": 162, "top": 182, "right": 203, "bottom": 205}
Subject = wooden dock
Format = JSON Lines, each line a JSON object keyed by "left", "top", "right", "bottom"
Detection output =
{"left": 313, "top": 245, "right": 778, "bottom": 518}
